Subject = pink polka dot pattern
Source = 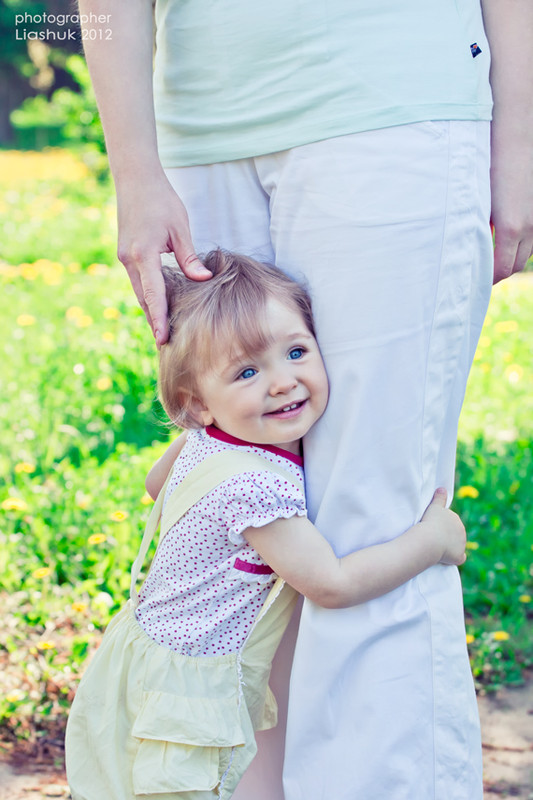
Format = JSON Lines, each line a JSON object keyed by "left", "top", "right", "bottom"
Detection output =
{"left": 135, "top": 428, "right": 306, "bottom": 657}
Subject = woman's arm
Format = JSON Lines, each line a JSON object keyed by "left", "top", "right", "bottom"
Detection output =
{"left": 145, "top": 432, "right": 188, "bottom": 499}
{"left": 481, "top": 0, "right": 533, "bottom": 282}
{"left": 78, "top": 0, "right": 211, "bottom": 344}
{"left": 243, "top": 489, "right": 466, "bottom": 608}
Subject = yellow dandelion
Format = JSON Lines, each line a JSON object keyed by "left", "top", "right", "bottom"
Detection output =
{"left": 519, "top": 595, "right": 531, "bottom": 604}
{"left": 456, "top": 486, "right": 479, "bottom": 499}
{"left": 32, "top": 567, "right": 51, "bottom": 579}
{"left": 88, "top": 533, "right": 107, "bottom": 545}
{"left": 504, "top": 364, "right": 524, "bottom": 384}
{"left": 76, "top": 314, "right": 93, "bottom": 328}
{"left": 66, "top": 306, "right": 85, "bottom": 321}
{"left": 15, "top": 462, "right": 36, "bottom": 474}
{"left": 465, "top": 634, "right": 475, "bottom": 645}
{"left": 509, "top": 481, "right": 520, "bottom": 495}
{"left": 480, "top": 363, "right": 491, "bottom": 374}
{"left": 20, "top": 264, "right": 39, "bottom": 281}
{"left": 34, "top": 259, "right": 63, "bottom": 286}
{"left": 0, "top": 265, "right": 18, "bottom": 279}
{"left": 6, "top": 689, "right": 26, "bottom": 703}
{"left": 16, "top": 314, "right": 36, "bottom": 327}
{"left": 87, "top": 263, "right": 109, "bottom": 276}
{"left": 71, "top": 602, "right": 88, "bottom": 613}
{"left": 96, "top": 376, "right": 112, "bottom": 391}
{"left": 491, "top": 631, "right": 510, "bottom": 642}
{"left": 466, "top": 541, "right": 479, "bottom": 550}
{"left": 494, "top": 320, "right": 518, "bottom": 334}
{"left": 2, "top": 497, "right": 28, "bottom": 511}
{"left": 42, "top": 268, "right": 63, "bottom": 286}
{"left": 110, "top": 510, "right": 129, "bottom": 522}
{"left": 37, "top": 641, "right": 55, "bottom": 651}
{"left": 478, "top": 336, "right": 491, "bottom": 348}
{"left": 141, "top": 493, "right": 153, "bottom": 506}
{"left": 102, "top": 331, "right": 115, "bottom": 343}
{"left": 103, "top": 307, "right": 120, "bottom": 320}
{"left": 0, "top": 149, "right": 89, "bottom": 183}
{"left": 503, "top": 352, "right": 513, "bottom": 363}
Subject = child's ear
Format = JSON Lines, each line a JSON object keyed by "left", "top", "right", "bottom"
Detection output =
{"left": 189, "top": 396, "right": 214, "bottom": 427}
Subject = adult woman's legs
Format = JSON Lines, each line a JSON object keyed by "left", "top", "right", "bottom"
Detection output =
{"left": 259, "top": 121, "right": 491, "bottom": 800}
{"left": 167, "top": 119, "right": 492, "bottom": 799}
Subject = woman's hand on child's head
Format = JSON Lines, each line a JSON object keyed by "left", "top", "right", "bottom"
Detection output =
{"left": 116, "top": 173, "right": 212, "bottom": 347}
{"left": 421, "top": 488, "right": 467, "bottom": 566}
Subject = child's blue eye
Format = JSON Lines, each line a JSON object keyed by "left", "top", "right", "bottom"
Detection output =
{"left": 239, "top": 367, "right": 257, "bottom": 380}
{"left": 288, "top": 348, "right": 304, "bottom": 360}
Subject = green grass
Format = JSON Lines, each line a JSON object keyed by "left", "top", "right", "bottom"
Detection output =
{"left": 454, "top": 278, "right": 533, "bottom": 689}
{"left": 0, "top": 150, "right": 531, "bottom": 746}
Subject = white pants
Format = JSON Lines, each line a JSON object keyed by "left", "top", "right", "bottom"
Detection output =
{"left": 166, "top": 120, "right": 493, "bottom": 800}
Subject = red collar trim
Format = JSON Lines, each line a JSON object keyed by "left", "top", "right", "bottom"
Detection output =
{"left": 205, "top": 425, "right": 304, "bottom": 467}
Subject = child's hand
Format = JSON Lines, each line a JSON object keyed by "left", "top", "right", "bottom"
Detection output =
{"left": 421, "top": 488, "right": 467, "bottom": 566}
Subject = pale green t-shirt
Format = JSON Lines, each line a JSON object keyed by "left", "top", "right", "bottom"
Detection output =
{"left": 153, "top": 1, "right": 492, "bottom": 167}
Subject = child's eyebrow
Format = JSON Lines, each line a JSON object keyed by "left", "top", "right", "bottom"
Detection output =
{"left": 217, "top": 349, "right": 252, "bottom": 376}
{"left": 284, "top": 331, "right": 314, "bottom": 341}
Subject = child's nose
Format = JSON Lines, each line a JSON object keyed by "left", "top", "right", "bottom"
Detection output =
{"left": 268, "top": 370, "right": 298, "bottom": 395}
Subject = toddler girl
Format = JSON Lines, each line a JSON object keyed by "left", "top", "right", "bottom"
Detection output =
{"left": 66, "top": 250, "right": 466, "bottom": 800}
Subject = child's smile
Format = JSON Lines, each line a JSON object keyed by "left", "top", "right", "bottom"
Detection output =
{"left": 193, "top": 298, "right": 329, "bottom": 454}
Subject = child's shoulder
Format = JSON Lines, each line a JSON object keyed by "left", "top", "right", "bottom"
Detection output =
{"left": 174, "top": 428, "right": 304, "bottom": 491}
{"left": 164, "top": 429, "right": 307, "bottom": 539}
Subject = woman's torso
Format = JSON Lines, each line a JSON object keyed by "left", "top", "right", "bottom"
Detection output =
{"left": 154, "top": 0, "right": 492, "bottom": 166}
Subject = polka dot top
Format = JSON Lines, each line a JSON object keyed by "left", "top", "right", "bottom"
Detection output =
{"left": 135, "top": 426, "right": 306, "bottom": 656}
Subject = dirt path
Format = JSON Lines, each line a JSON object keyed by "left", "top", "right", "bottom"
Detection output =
{"left": 479, "top": 681, "right": 533, "bottom": 799}
{"left": 1, "top": 686, "right": 532, "bottom": 799}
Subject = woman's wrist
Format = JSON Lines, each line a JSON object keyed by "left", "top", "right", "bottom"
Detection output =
{"left": 112, "top": 160, "right": 169, "bottom": 200}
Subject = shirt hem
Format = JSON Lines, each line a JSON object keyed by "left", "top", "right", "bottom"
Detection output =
{"left": 158, "top": 103, "right": 493, "bottom": 168}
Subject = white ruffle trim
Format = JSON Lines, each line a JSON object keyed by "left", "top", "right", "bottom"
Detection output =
{"left": 227, "top": 507, "right": 307, "bottom": 546}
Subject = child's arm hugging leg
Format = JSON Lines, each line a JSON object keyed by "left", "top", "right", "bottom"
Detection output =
{"left": 243, "top": 489, "right": 466, "bottom": 609}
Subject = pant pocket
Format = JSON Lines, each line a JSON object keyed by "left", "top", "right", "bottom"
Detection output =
{"left": 131, "top": 690, "right": 247, "bottom": 794}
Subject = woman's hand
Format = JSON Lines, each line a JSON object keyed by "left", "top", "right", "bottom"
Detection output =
{"left": 482, "top": 0, "right": 533, "bottom": 283}
{"left": 420, "top": 489, "right": 466, "bottom": 566}
{"left": 490, "top": 124, "right": 533, "bottom": 284}
{"left": 116, "top": 172, "right": 212, "bottom": 346}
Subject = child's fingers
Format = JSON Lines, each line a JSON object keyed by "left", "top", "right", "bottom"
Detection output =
{"left": 430, "top": 487, "right": 447, "bottom": 507}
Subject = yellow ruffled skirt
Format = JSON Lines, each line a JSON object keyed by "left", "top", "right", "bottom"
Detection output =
{"left": 66, "top": 583, "right": 297, "bottom": 800}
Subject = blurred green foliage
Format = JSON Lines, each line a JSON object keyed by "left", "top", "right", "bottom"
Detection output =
{"left": 10, "top": 54, "right": 105, "bottom": 152}
{"left": 0, "top": 150, "right": 531, "bottom": 744}
{"left": 1, "top": 0, "right": 103, "bottom": 152}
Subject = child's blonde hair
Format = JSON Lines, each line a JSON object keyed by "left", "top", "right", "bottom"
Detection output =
{"left": 159, "top": 250, "right": 315, "bottom": 429}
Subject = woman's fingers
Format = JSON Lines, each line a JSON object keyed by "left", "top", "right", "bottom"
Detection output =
{"left": 116, "top": 179, "right": 213, "bottom": 344}
{"left": 176, "top": 249, "right": 213, "bottom": 281}
{"left": 492, "top": 223, "right": 533, "bottom": 284}
{"left": 137, "top": 256, "right": 170, "bottom": 346}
